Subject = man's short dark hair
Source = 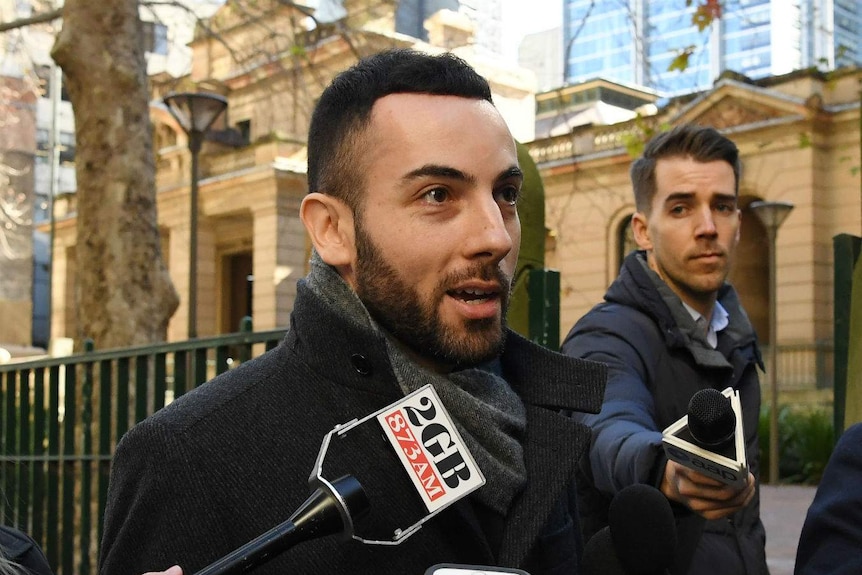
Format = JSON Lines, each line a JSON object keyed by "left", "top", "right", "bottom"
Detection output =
{"left": 630, "top": 124, "right": 741, "bottom": 214}
{"left": 307, "top": 49, "right": 494, "bottom": 212}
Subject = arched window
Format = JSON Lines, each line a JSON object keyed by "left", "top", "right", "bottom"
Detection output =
{"left": 617, "top": 213, "right": 637, "bottom": 272}
{"left": 730, "top": 197, "right": 770, "bottom": 343}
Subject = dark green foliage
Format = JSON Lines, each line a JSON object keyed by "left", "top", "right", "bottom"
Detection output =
{"left": 759, "top": 405, "right": 834, "bottom": 485}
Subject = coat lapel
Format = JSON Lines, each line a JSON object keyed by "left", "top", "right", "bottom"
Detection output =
{"left": 497, "top": 405, "right": 592, "bottom": 567}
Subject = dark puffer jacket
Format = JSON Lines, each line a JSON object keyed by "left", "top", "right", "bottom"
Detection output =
{"left": 0, "top": 525, "right": 53, "bottom": 575}
{"left": 562, "top": 251, "right": 768, "bottom": 575}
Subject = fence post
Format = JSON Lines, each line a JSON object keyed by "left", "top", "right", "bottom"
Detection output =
{"left": 240, "top": 316, "right": 253, "bottom": 363}
{"left": 80, "top": 339, "right": 95, "bottom": 575}
{"left": 527, "top": 269, "right": 561, "bottom": 350}
{"left": 833, "top": 233, "right": 862, "bottom": 437}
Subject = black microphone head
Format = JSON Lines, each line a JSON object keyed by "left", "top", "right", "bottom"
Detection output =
{"left": 607, "top": 484, "right": 677, "bottom": 575}
{"left": 687, "top": 388, "right": 735, "bottom": 446}
{"left": 581, "top": 526, "right": 628, "bottom": 575}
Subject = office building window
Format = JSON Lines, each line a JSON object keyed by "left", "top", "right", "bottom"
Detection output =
{"left": 143, "top": 21, "right": 168, "bottom": 56}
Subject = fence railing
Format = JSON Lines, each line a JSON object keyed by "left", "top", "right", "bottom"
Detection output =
{"left": 0, "top": 322, "right": 286, "bottom": 575}
{"left": 770, "top": 340, "right": 834, "bottom": 391}
{"left": 0, "top": 334, "right": 831, "bottom": 575}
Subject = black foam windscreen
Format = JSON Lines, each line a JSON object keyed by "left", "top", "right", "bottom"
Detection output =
{"left": 607, "top": 484, "right": 677, "bottom": 575}
{"left": 687, "top": 388, "right": 735, "bottom": 447}
{"left": 581, "top": 526, "right": 627, "bottom": 575}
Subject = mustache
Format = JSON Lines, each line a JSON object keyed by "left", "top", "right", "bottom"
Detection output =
{"left": 442, "top": 263, "right": 512, "bottom": 291}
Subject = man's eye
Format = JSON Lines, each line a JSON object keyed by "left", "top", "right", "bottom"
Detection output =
{"left": 670, "top": 205, "right": 686, "bottom": 215}
{"left": 423, "top": 188, "right": 448, "bottom": 204}
{"left": 495, "top": 186, "right": 520, "bottom": 206}
{"left": 716, "top": 203, "right": 736, "bottom": 213}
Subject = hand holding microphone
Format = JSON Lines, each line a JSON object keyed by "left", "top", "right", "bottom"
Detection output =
{"left": 660, "top": 459, "right": 755, "bottom": 520}
{"left": 660, "top": 388, "right": 755, "bottom": 520}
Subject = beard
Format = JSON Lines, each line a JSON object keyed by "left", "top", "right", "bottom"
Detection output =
{"left": 353, "top": 220, "right": 511, "bottom": 369}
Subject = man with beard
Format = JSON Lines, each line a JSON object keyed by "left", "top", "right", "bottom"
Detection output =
{"left": 99, "top": 49, "right": 606, "bottom": 575}
{"left": 562, "top": 124, "right": 768, "bottom": 575}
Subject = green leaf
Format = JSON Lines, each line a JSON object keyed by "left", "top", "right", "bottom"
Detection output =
{"left": 667, "top": 47, "right": 695, "bottom": 72}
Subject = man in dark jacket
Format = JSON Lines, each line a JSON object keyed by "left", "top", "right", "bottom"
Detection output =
{"left": 0, "top": 525, "right": 53, "bottom": 575}
{"left": 795, "top": 422, "right": 862, "bottom": 575}
{"left": 562, "top": 124, "right": 768, "bottom": 575}
{"left": 99, "top": 49, "right": 606, "bottom": 575}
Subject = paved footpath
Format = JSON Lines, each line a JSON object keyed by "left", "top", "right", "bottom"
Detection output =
{"left": 760, "top": 484, "right": 817, "bottom": 575}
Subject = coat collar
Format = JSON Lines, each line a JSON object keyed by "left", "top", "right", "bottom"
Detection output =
{"left": 608, "top": 251, "right": 761, "bottom": 370}
{"left": 290, "top": 279, "right": 607, "bottom": 414}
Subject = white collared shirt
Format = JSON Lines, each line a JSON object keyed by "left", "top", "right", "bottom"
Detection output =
{"left": 683, "top": 301, "right": 729, "bottom": 349}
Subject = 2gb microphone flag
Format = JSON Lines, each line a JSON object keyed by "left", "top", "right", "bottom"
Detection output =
{"left": 378, "top": 385, "right": 486, "bottom": 514}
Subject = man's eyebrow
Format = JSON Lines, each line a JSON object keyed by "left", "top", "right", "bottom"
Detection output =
{"left": 662, "top": 191, "right": 736, "bottom": 203}
{"left": 401, "top": 164, "right": 475, "bottom": 185}
{"left": 712, "top": 192, "right": 737, "bottom": 203}
{"left": 663, "top": 191, "right": 696, "bottom": 204}
{"left": 500, "top": 166, "right": 524, "bottom": 181}
{"left": 400, "top": 165, "right": 523, "bottom": 186}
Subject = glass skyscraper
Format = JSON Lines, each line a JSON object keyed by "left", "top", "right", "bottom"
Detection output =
{"left": 563, "top": 0, "right": 861, "bottom": 95}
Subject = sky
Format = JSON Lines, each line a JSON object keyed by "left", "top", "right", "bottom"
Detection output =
{"left": 500, "top": 0, "right": 563, "bottom": 61}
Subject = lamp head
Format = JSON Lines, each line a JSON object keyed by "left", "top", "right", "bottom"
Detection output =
{"left": 163, "top": 91, "right": 228, "bottom": 135}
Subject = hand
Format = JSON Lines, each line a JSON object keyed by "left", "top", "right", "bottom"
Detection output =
{"left": 142, "top": 567, "right": 182, "bottom": 575}
{"left": 660, "top": 460, "right": 755, "bottom": 520}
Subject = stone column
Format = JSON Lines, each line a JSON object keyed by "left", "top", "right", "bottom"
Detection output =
{"left": 251, "top": 182, "right": 307, "bottom": 330}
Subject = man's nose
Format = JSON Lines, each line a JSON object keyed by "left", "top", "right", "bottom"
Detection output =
{"left": 696, "top": 207, "right": 718, "bottom": 236}
{"left": 465, "top": 196, "right": 515, "bottom": 259}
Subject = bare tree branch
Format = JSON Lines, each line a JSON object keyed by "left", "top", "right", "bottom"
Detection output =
{"left": 0, "top": 7, "right": 62, "bottom": 33}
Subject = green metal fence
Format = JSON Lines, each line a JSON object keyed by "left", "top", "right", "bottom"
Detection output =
{"left": 0, "top": 322, "right": 286, "bottom": 575}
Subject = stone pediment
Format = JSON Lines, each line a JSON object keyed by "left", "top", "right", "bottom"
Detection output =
{"left": 670, "top": 79, "right": 809, "bottom": 130}
{"left": 690, "top": 97, "right": 785, "bottom": 129}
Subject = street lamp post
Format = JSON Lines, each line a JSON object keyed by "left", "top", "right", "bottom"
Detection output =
{"left": 163, "top": 92, "right": 228, "bottom": 339}
{"left": 750, "top": 200, "right": 794, "bottom": 484}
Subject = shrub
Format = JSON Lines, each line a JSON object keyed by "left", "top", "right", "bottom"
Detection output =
{"left": 758, "top": 405, "right": 834, "bottom": 485}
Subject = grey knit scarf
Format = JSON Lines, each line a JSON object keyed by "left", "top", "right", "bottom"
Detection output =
{"left": 304, "top": 251, "right": 527, "bottom": 515}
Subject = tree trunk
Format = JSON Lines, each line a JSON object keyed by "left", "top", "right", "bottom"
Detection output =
{"left": 51, "top": 0, "right": 179, "bottom": 349}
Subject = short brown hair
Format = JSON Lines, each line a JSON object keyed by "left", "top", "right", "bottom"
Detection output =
{"left": 630, "top": 124, "right": 741, "bottom": 214}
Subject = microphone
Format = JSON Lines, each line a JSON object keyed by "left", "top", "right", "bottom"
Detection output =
{"left": 190, "top": 384, "right": 486, "bottom": 574}
{"left": 581, "top": 484, "right": 677, "bottom": 575}
{"left": 581, "top": 527, "right": 626, "bottom": 575}
{"left": 661, "top": 387, "right": 748, "bottom": 486}
{"left": 193, "top": 475, "right": 368, "bottom": 575}
{"left": 687, "top": 388, "right": 735, "bottom": 450}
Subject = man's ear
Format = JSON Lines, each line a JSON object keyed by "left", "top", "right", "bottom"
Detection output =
{"left": 631, "top": 211, "right": 653, "bottom": 251}
{"left": 300, "top": 192, "right": 356, "bottom": 267}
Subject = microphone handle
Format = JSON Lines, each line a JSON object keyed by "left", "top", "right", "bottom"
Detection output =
{"left": 192, "top": 517, "right": 301, "bottom": 575}
{"left": 192, "top": 475, "right": 365, "bottom": 575}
